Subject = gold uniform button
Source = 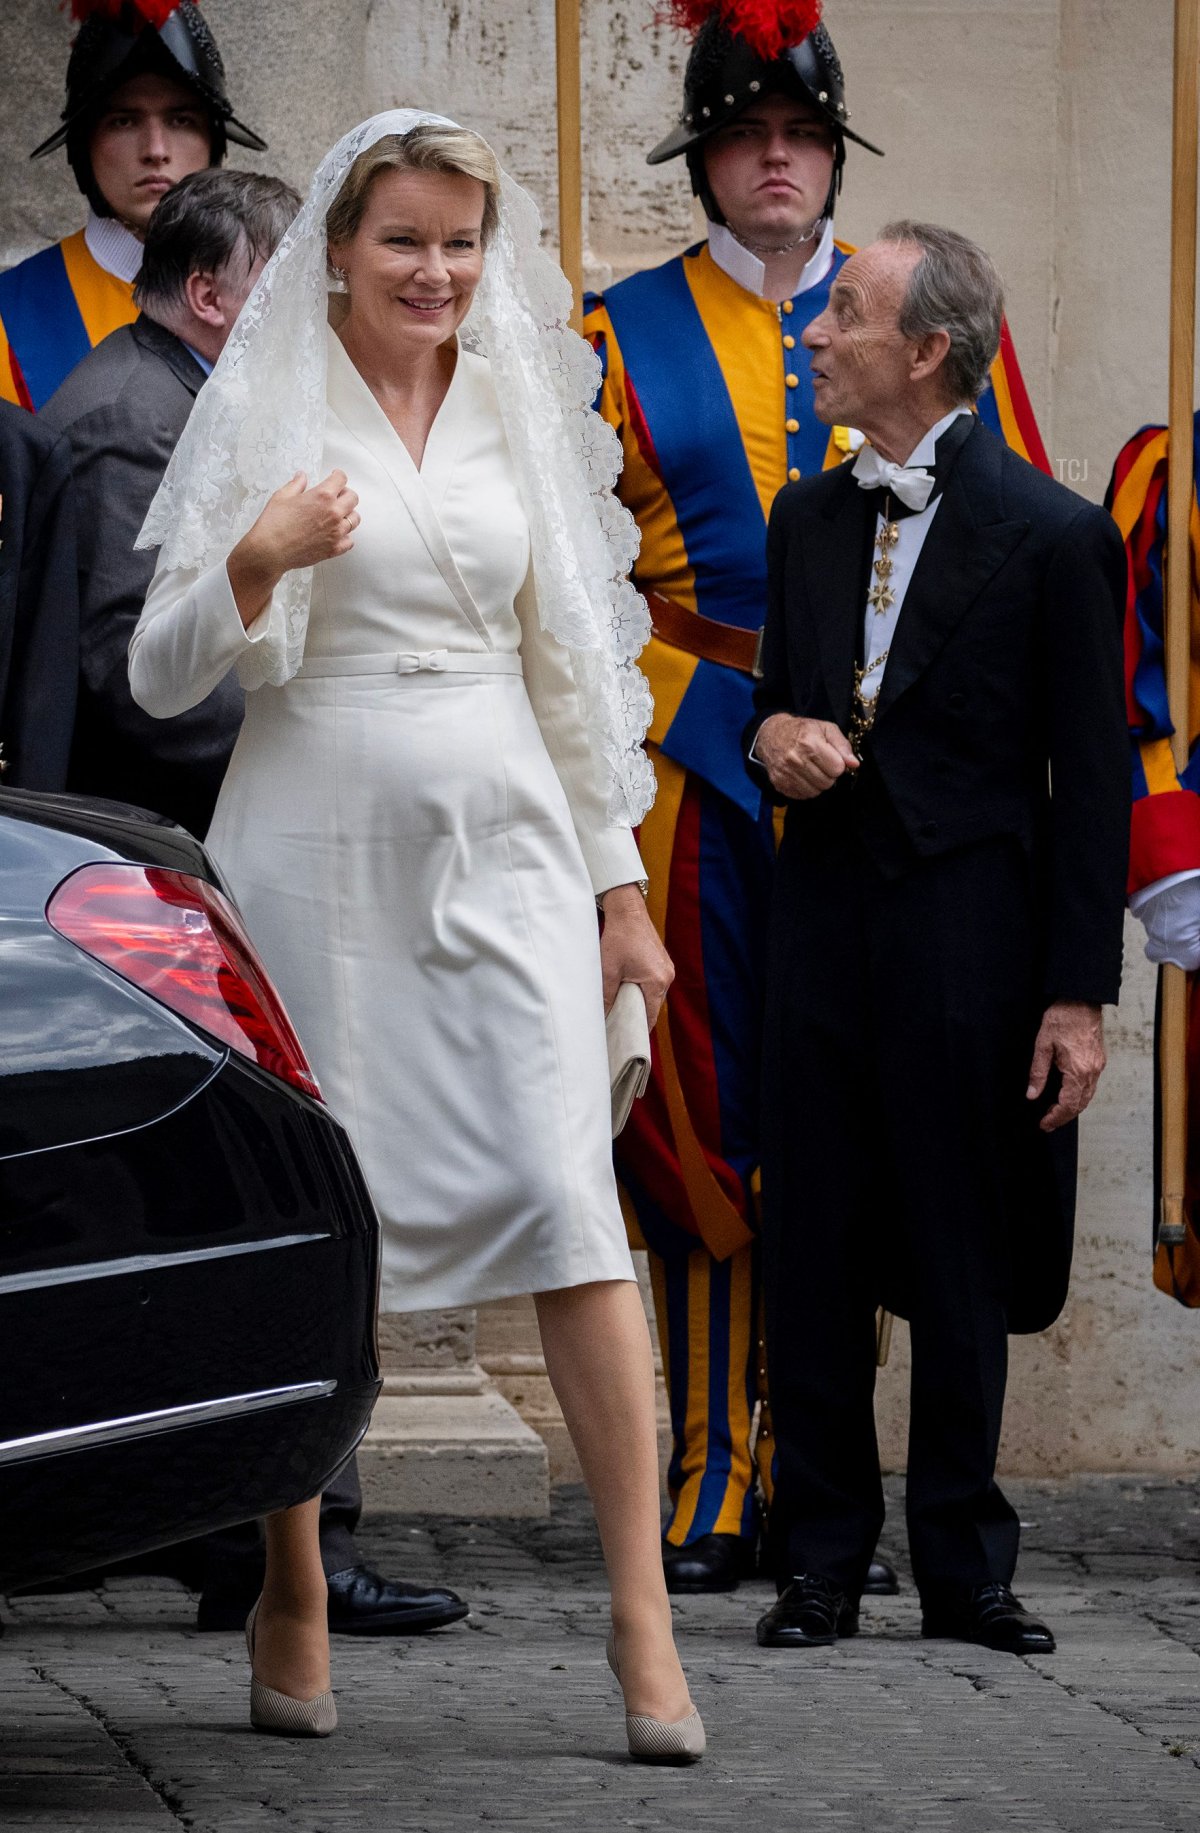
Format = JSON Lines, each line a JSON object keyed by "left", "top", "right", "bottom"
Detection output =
{"left": 782, "top": 299, "right": 794, "bottom": 314}
{"left": 785, "top": 373, "right": 799, "bottom": 387}
{"left": 785, "top": 417, "right": 800, "bottom": 433}
{"left": 783, "top": 334, "right": 795, "bottom": 349}
{"left": 788, "top": 466, "right": 801, "bottom": 482}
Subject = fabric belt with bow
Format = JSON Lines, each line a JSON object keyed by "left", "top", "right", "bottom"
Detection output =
{"left": 295, "top": 650, "right": 525, "bottom": 678}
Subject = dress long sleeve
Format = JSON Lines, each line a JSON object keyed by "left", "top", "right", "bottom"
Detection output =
{"left": 129, "top": 559, "right": 271, "bottom": 720}
{"left": 514, "top": 566, "right": 646, "bottom": 897}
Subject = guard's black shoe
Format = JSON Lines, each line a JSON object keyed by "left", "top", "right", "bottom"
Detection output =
{"left": 325, "top": 1565, "right": 469, "bottom": 1636}
{"left": 920, "top": 1582, "right": 1056, "bottom": 1655}
{"left": 662, "top": 1533, "right": 756, "bottom": 1595}
{"left": 197, "top": 1566, "right": 469, "bottom": 1635}
{"left": 756, "top": 1574, "right": 859, "bottom": 1648}
{"left": 863, "top": 1554, "right": 900, "bottom": 1596}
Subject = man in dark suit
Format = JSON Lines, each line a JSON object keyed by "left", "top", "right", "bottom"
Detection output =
{"left": 745, "top": 222, "right": 1129, "bottom": 1655}
{"left": 39, "top": 168, "right": 468, "bottom": 1642}
{"left": 41, "top": 166, "right": 301, "bottom": 837}
{"left": 0, "top": 401, "right": 79, "bottom": 788}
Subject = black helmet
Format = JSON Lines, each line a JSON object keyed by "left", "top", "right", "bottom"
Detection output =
{"left": 32, "top": 2, "right": 267, "bottom": 215}
{"left": 648, "top": 5, "right": 882, "bottom": 224}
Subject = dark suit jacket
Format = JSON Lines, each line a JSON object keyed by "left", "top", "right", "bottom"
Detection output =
{"left": 0, "top": 398, "right": 79, "bottom": 789}
{"left": 42, "top": 314, "right": 243, "bottom": 838}
{"left": 745, "top": 419, "right": 1130, "bottom": 1008}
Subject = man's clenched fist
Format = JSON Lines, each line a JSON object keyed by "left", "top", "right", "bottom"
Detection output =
{"left": 754, "top": 712, "right": 859, "bottom": 800}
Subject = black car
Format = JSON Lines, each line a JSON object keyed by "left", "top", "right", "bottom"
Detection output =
{"left": 0, "top": 787, "right": 380, "bottom": 1591}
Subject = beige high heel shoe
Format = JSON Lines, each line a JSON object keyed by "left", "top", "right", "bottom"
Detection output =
{"left": 245, "top": 1599, "right": 337, "bottom": 1737}
{"left": 606, "top": 1630, "right": 705, "bottom": 1764}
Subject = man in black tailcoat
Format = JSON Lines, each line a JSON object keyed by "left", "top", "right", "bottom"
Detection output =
{"left": 745, "top": 221, "right": 1129, "bottom": 1655}
{"left": 0, "top": 401, "right": 79, "bottom": 789}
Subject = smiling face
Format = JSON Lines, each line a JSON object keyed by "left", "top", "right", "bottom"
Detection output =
{"left": 702, "top": 94, "right": 836, "bottom": 246}
{"left": 88, "top": 72, "right": 212, "bottom": 232}
{"left": 329, "top": 166, "right": 486, "bottom": 355}
{"left": 802, "top": 241, "right": 925, "bottom": 429}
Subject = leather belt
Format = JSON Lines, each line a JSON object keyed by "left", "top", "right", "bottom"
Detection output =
{"left": 645, "top": 589, "right": 762, "bottom": 677}
{"left": 295, "top": 649, "right": 524, "bottom": 678}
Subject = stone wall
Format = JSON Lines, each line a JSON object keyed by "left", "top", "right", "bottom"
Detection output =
{"left": 3, "top": 0, "right": 1195, "bottom": 1476}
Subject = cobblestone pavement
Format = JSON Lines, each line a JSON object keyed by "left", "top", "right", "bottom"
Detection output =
{"left": 3, "top": 1476, "right": 1199, "bottom": 1833}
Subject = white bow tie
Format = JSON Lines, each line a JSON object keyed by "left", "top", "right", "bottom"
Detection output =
{"left": 852, "top": 444, "right": 937, "bottom": 513}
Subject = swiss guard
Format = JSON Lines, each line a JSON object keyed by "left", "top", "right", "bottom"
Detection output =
{"left": 585, "top": 0, "right": 1050, "bottom": 1594}
{"left": 1108, "top": 416, "right": 1200, "bottom": 1305}
{"left": 0, "top": 1, "right": 265, "bottom": 411}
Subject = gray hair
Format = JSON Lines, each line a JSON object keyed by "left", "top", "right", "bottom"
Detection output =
{"left": 135, "top": 169, "right": 301, "bottom": 315}
{"left": 876, "top": 220, "right": 1004, "bottom": 404}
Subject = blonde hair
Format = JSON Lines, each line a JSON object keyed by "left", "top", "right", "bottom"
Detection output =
{"left": 325, "top": 125, "right": 501, "bottom": 254}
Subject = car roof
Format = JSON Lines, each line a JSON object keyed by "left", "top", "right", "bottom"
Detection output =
{"left": 0, "top": 788, "right": 215, "bottom": 880}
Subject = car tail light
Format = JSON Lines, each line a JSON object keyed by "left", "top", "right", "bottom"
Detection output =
{"left": 47, "top": 864, "right": 322, "bottom": 1102}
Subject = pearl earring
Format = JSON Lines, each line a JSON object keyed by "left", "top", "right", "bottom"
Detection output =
{"left": 330, "top": 265, "right": 349, "bottom": 293}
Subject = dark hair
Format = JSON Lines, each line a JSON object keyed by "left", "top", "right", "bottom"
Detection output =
{"left": 134, "top": 168, "right": 301, "bottom": 314}
{"left": 876, "top": 220, "right": 1004, "bottom": 404}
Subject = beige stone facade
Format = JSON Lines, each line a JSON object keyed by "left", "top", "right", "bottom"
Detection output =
{"left": 3, "top": 0, "right": 1193, "bottom": 1482}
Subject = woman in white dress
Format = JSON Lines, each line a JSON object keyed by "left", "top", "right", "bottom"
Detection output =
{"left": 129, "top": 113, "right": 704, "bottom": 1762}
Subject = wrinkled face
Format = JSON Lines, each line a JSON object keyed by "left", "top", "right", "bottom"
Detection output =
{"left": 703, "top": 95, "right": 836, "bottom": 245}
{"left": 88, "top": 72, "right": 212, "bottom": 232}
{"left": 802, "top": 241, "right": 922, "bottom": 427}
{"left": 330, "top": 167, "right": 486, "bottom": 353}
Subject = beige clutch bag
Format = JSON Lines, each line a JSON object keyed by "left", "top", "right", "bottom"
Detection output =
{"left": 607, "top": 981, "right": 652, "bottom": 1137}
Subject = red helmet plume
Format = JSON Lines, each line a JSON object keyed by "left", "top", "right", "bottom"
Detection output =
{"left": 68, "top": 1, "right": 183, "bottom": 26}
{"left": 661, "top": 1, "right": 823, "bottom": 61}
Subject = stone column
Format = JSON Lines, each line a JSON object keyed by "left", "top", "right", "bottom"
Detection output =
{"left": 358, "top": 1307, "right": 549, "bottom": 1516}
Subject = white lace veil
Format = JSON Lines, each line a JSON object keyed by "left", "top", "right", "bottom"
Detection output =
{"left": 137, "top": 109, "right": 654, "bottom": 825}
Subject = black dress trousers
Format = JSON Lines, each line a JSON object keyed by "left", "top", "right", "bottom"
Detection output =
{"left": 196, "top": 1452, "right": 362, "bottom": 1594}
{"left": 760, "top": 785, "right": 1056, "bottom": 1598}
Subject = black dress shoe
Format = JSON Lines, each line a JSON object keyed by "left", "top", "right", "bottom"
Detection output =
{"left": 662, "top": 1533, "right": 756, "bottom": 1594}
{"left": 921, "top": 1582, "right": 1056, "bottom": 1655}
{"left": 863, "top": 1555, "right": 900, "bottom": 1596}
{"left": 325, "top": 1565, "right": 469, "bottom": 1636}
{"left": 197, "top": 1566, "right": 469, "bottom": 1635}
{"left": 756, "top": 1574, "right": 859, "bottom": 1648}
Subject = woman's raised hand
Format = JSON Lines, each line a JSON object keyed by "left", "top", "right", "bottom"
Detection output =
{"left": 253, "top": 470, "right": 361, "bottom": 571}
{"left": 227, "top": 470, "right": 360, "bottom": 628}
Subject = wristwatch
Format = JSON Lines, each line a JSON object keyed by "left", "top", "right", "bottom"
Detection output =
{"left": 596, "top": 879, "right": 649, "bottom": 910}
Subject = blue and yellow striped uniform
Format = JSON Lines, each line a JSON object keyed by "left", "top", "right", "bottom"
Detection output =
{"left": 0, "top": 229, "right": 137, "bottom": 411}
{"left": 1108, "top": 418, "right": 1200, "bottom": 890}
{"left": 586, "top": 239, "right": 1050, "bottom": 1548}
{"left": 1108, "top": 417, "right": 1200, "bottom": 1307}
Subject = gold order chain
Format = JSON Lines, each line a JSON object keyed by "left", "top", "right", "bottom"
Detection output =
{"left": 849, "top": 648, "right": 889, "bottom": 760}
{"left": 851, "top": 491, "right": 901, "bottom": 759}
{"left": 868, "top": 493, "right": 900, "bottom": 615}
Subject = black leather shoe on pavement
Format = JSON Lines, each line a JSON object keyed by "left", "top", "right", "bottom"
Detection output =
{"left": 197, "top": 1567, "right": 469, "bottom": 1635}
{"left": 662, "top": 1534, "right": 756, "bottom": 1594}
{"left": 863, "top": 1555, "right": 900, "bottom": 1596}
{"left": 756, "top": 1575, "right": 859, "bottom": 1648}
{"left": 920, "top": 1582, "right": 1055, "bottom": 1655}
{"left": 325, "top": 1566, "right": 469, "bottom": 1635}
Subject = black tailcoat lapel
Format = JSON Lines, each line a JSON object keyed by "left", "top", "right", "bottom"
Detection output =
{"left": 874, "top": 421, "right": 1028, "bottom": 722}
{"left": 803, "top": 466, "right": 877, "bottom": 730}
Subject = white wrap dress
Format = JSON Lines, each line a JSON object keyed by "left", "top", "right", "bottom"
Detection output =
{"left": 129, "top": 328, "right": 643, "bottom": 1312}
